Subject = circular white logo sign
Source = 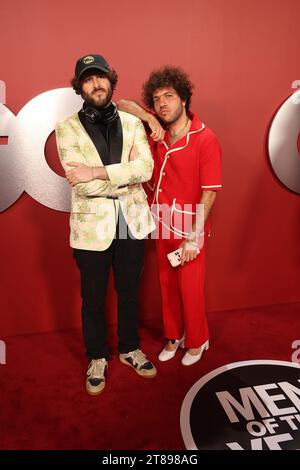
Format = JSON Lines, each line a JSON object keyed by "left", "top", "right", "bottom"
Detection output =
{"left": 181, "top": 360, "right": 300, "bottom": 450}
{"left": 268, "top": 90, "right": 300, "bottom": 194}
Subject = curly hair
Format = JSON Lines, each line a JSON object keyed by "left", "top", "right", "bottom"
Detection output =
{"left": 71, "top": 69, "right": 118, "bottom": 97}
{"left": 142, "top": 66, "right": 194, "bottom": 111}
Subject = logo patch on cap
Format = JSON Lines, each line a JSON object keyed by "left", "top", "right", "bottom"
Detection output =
{"left": 83, "top": 56, "right": 94, "bottom": 65}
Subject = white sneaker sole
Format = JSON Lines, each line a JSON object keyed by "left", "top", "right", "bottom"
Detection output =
{"left": 119, "top": 355, "right": 157, "bottom": 378}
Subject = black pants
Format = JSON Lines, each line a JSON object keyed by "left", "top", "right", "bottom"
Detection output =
{"left": 73, "top": 215, "right": 144, "bottom": 360}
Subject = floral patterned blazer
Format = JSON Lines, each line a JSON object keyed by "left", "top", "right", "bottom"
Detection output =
{"left": 56, "top": 110, "right": 155, "bottom": 251}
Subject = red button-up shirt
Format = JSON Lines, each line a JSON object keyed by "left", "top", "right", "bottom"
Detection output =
{"left": 148, "top": 111, "right": 222, "bottom": 238}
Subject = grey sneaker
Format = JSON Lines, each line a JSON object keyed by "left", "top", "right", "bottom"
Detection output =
{"left": 119, "top": 349, "right": 157, "bottom": 378}
{"left": 86, "top": 358, "right": 107, "bottom": 395}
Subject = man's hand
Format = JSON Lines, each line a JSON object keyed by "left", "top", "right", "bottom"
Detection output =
{"left": 66, "top": 162, "right": 94, "bottom": 186}
{"left": 117, "top": 99, "right": 165, "bottom": 142}
{"left": 147, "top": 115, "right": 165, "bottom": 142}
{"left": 179, "top": 239, "right": 200, "bottom": 266}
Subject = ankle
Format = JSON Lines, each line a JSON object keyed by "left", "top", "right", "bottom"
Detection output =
{"left": 165, "top": 340, "right": 178, "bottom": 351}
{"left": 187, "top": 347, "right": 201, "bottom": 355}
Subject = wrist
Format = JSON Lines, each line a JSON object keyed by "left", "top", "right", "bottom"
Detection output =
{"left": 92, "top": 166, "right": 103, "bottom": 179}
{"left": 147, "top": 114, "right": 155, "bottom": 125}
{"left": 186, "top": 232, "right": 197, "bottom": 245}
{"left": 185, "top": 239, "right": 198, "bottom": 248}
{"left": 186, "top": 230, "right": 204, "bottom": 243}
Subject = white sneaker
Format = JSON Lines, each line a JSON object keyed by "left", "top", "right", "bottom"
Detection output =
{"left": 86, "top": 358, "right": 108, "bottom": 395}
{"left": 181, "top": 340, "right": 209, "bottom": 366}
{"left": 158, "top": 338, "right": 185, "bottom": 362}
{"left": 119, "top": 348, "right": 157, "bottom": 378}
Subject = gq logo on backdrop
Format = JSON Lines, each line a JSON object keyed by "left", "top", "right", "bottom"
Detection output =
{"left": 0, "top": 87, "right": 82, "bottom": 212}
{"left": 180, "top": 360, "right": 300, "bottom": 450}
{"left": 268, "top": 83, "right": 300, "bottom": 194}
{"left": 0, "top": 84, "right": 299, "bottom": 213}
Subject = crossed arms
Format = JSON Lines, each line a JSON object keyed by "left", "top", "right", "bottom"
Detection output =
{"left": 55, "top": 117, "right": 153, "bottom": 196}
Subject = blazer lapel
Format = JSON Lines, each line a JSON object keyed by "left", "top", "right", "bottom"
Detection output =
{"left": 109, "top": 117, "right": 123, "bottom": 165}
{"left": 119, "top": 112, "right": 132, "bottom": 163}
{"left": 78, "top": 111, "right": 111, "bottom": 166}
{"left": 69, "top": 113, "right": 105, "bottom": 166}
{"left": 68, "top": 112, "right": 132, "bottom": 167}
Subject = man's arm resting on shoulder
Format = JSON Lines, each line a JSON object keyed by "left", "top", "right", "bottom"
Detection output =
{"left": 117, "top": 99, "right": 165, "bottom": 142}
{"left": 117, "top": 100, "right": 162, "bottom": 193}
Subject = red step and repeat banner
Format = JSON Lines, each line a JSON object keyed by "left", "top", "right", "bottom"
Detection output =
{"left": 1, "top": 0, "right": 300, "bottom": 336}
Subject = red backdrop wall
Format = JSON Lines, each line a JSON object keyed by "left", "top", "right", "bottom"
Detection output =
{"left": 1, "top": 0, "right": 300, "bottom": 336}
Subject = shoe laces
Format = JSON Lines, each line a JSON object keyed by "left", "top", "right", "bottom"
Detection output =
{"left": 87, "top": 358, "right": 107, "bottom": 379}
{"left": 128, "top": 349, "right": 148, "bottom": 366}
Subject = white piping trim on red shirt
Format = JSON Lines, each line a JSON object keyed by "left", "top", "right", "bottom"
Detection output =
{"left": 169, "top": 198, "right": 192, "bottom": 236}
{"left": 151, "top": 209, "right": 188, "bottom": 238}
{"left": 146, "top": 181, "right": 156, "bottom": 192}
{"left": 201, "top": 184, "right": 222, "bottom": 189}
{"left": 172, "top": 198, "right": 196, "bottom": 215}
{"left": 152, "top": 123, "right": 205, "bottom": 236}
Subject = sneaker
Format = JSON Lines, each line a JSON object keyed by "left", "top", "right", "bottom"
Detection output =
{"left": 86, "top": 358, "right": 108, "bottom": 395}
{"left": 119, "top": 348, "right": 157, "bottom": 378}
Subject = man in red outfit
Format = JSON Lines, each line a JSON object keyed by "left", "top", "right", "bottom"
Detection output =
{"left": 118, "top": 66, "right": 222, "bottom": 366}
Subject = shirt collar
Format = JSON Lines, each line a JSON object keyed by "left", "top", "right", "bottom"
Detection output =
{"left": 187, "top": 110, "right": 203, "bottom": 132}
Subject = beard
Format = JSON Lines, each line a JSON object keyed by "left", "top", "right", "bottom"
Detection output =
{"left": 84, "top": 85, "right": 113, "bottom": 108}
{"left": 158, "top": 101, "right": 185, "bottom": 126}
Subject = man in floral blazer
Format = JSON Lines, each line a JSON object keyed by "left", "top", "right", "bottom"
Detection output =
{"left": 56, "top": 54, "right": 157, "bottom": 396}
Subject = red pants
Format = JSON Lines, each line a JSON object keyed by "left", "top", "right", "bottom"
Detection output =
{"left": 156, "top": 237, "right": 208, "bottom": 348}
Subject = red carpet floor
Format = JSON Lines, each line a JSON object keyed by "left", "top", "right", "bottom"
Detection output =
{"left": 0, "top": 302, "right": 299, "bottom": 450}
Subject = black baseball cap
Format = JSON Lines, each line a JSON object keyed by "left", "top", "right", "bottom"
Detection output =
{"left": 75, "top": 54, "right": 110, "bottom": 80}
